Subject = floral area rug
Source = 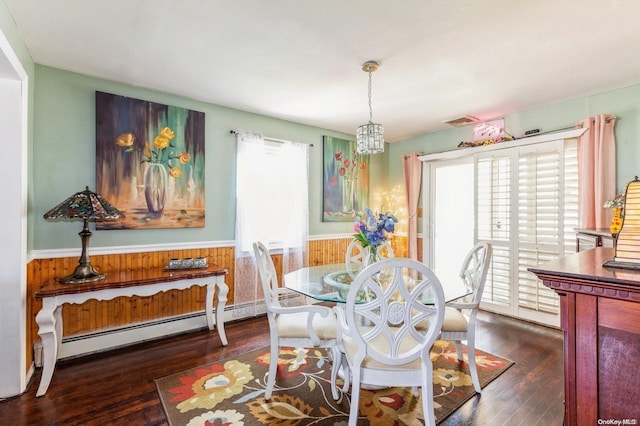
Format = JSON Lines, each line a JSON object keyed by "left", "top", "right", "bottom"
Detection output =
{"left": 156, "top": 341, "right": 513, "bottom": 425}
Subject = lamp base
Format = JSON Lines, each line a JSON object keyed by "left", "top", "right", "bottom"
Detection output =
{"left": 58, "top": 262, "right": 106, "bottom": 284}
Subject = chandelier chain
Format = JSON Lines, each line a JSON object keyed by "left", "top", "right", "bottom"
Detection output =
{"left": 368, "top": 69, "right": 373, "bottom": 123}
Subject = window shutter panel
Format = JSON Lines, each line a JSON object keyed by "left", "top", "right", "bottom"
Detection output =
{"left": 516, "top": 140, "right": 576, "bottom": 316}
{"left": 478, "top": 155, "right": 512, "bottom": 306}
{"left": 517, "top": 147, "right": 561, "bottom": 314}
{"left": 563, "top": 140, "right": 579, "bottom": 254}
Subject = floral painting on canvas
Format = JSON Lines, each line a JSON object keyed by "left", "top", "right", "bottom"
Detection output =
{"left": 95, "top": 91, "right": 205, "bottom": 229}
{"left": 322, "top": 136, "right": 370, "bottom": 222}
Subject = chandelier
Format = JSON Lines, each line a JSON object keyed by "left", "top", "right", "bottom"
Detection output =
{"left": 356, "top": 60, "right": 384, "bottom": 154}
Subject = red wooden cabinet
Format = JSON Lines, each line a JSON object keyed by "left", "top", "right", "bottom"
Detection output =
{"left": 529, "top": 248, "right": 640, "bottom": 425}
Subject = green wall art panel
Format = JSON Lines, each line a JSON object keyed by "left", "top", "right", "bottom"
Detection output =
{"left": 322, "top": 136, "right": 370, "bottom": 222}
{"left": 95, "top": 91, "right": 205, "bottom": 229}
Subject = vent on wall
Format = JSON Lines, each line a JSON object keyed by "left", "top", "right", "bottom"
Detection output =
{"left": 442, "top": 115, "right": 482, "bottom": 127}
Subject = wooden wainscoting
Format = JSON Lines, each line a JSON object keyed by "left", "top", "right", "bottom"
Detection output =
{"left": 26, "top": 247, "right": 235, "bottom": 369}
{"left": 308, "top": 235, "right": 410, "bottom": 265}
{"left": 25, "top": 235, "right": 415, "bottom": 371}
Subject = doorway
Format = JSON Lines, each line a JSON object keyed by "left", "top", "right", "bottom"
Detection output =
{"left": 0, "top": 29, "right": 29, "bottom": 397}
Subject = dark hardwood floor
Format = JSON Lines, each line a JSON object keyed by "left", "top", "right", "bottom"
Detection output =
{"left": 0, "top": 310, "right": 564, "bottom": 425}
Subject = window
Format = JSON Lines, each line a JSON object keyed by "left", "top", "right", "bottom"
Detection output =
{"left": 235, "top": 135, "right": 309, "bottom": 253}
{"left": 233, "top": 131, "right": 309, "bottom": 318}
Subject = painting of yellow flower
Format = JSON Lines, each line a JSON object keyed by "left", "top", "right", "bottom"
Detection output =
{"left": 95, "top": 91, "right": 205, "bottom": 229}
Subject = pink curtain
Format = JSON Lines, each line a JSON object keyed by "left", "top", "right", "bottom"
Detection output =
{"left": 403, "top": 152, "right": 422, "bottom": 260}
{"left": 577, "top": 114, "right": 617, "bottom": 229}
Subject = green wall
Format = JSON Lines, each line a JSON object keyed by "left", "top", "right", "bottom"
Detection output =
{"left": 29, "top": 65, "right": 640, "bottom": 251}
{"left": 389, "top": 84, "right": 640, "bottom": 191}
{"left": 32, "top": 65, "right": 388, "bottom": 250}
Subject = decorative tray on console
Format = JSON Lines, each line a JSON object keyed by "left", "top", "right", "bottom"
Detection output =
{"left": 164, "top": 257, "right": 208, "bottom": 270}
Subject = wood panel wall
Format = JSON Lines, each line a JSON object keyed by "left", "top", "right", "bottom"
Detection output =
{"left": 25, "top": 236, "right": 415, "bottom": 370}
{"left": 26, "top": 247, "right": 235, "bottom": 369}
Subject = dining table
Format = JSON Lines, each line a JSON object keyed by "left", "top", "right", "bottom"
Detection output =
{"left": 284, "top": 262, "right": 471, "bottom": 392}
{"left": 283, "top": 263, "right": 472, "bottom": 304}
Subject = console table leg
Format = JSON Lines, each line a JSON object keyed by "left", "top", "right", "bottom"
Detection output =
{"left": 205, "top": 282, "right": 215, "bottom": 331}
{"left": 55, "top": 307, "right": 63, "bottom": 354}
{"left": 35, "top": 301, "right": 61, "bottom": 397}
{"left": 216, "top": 281, "right": 229, "bottom": 346}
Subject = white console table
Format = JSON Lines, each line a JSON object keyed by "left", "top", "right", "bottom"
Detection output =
{"left": 34, "top": 265, "right": 229, "bottom": 397}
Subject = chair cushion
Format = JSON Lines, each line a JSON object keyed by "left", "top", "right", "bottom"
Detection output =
{"left": 441, "top": 306, "right": 468, "bottom": 333}
{"left": 341, "top": 326, "right": 428, "bottom": 370}
{"left": 276, "top": 311, "right": 337, "bottom": 340}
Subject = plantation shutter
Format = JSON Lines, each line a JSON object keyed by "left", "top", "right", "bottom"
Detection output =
{"left": 477, "top": 140, "right": 577, "bottom": 316}
{"left": 517, "top": 144, "right": 563, "bottom": 314}
{"left": 477, "top": 154, "right": 512, "bottom": 306}
{"left": 563, "top": 140, "right": 579, "bottom": 254}
{"left": 516, "top": 140, "right": 577, "bottom": 316}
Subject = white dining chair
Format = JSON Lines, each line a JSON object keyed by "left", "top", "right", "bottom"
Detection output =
{"left": 252, "top": 241, "right": 341, "bottom": 400}
{"left": 345, "top": 239, "right": 394, "bottom": 278}
{"left": 332, "top": 257, "right": 445, "bottom": 426}
{"left": 440, "top": 241, "right": 492, "bottom": 394}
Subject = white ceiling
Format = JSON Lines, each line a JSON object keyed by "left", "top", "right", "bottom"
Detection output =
{"left": 5, "top": 0, "right": 640, "bottom": 142}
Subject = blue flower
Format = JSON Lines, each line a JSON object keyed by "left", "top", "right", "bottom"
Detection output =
{"left": 378, "top": 212, "right": 398, "bottom": 233}
{"left": 353, "top": 207, "right": 398, "bottom": 249}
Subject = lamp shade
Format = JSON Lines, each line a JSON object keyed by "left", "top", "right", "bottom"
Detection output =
{"left": 44, "top": 186, "right": 124, "bottom": 221}
{"left": 356, "top": 122, "right": 385, "bottom": 154}
{"left": 43, "top": 186, "right": 124, "bottom": 284}
{"left": 604, "top": 177, "right": 640, "bottom": 269}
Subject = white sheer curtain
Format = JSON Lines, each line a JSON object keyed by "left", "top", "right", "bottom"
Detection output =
{"left": 234, "top": 130, "right": 309, "bottom": 318}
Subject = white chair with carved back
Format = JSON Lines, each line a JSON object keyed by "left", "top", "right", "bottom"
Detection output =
{"left": 345, "top": 239, "right": 394, "bottom": 279}
{"left": 332, "top": 257, "right": 445, "bottom": 426}
{"left": 252, "top": 241, "right": 341, "bottom": 400}
{"left": 440, "top": 241, "right": 492, "bottom": 394}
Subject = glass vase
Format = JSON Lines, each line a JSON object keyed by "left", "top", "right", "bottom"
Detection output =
{"left": 144, "top": 163, "right": 168, "bottom": 217}
{"left": 610, "top": 207, "right": 623, "bottom": 236}
{"left": 342, "top": 177, "right": 357, "bottom": 213}
{"left": 362, "top": 245, "right": 380, "bottom": 270}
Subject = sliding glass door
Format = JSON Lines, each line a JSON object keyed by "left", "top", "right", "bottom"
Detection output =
{"left": 423, "top": 138, "right": 578, "bottom": 327}
{"left": 428, "top": 160, "right": 474, "bottom": 290}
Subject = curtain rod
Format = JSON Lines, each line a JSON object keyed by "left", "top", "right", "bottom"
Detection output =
{"left": 575, "top": 116, "right": 617, "bottom": 127}
{"left": 229, "top": 130, "right": 313, "bottom": 147}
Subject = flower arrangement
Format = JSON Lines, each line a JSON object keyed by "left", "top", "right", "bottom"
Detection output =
{"left": 353, "top": 207, "right": 398, "bottom": 258}
{"left": 329, "top": 147, "right": 368, "bottom": 213}
{"left": 329, "top": 148, "right": 366, "bottom": 185}
{"left": 372, "top": 185, "right": 408, "bottom": 234}
{"left": 116, "top": 126, "right": 190, "bottom": 178}
{"left": 604, "top": 191, "right": 625, "bottom": 235}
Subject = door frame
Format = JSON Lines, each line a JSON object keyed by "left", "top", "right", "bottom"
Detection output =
{"left": 0, "top": 27, "right": 30, "bottom": 397}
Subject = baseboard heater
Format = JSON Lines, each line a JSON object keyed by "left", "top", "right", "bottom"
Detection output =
{"left": 32, "top": 293, "right": 313, "bottom": 366}
{"left": 34, "top": 303, "right": 268, "bottom": 366}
